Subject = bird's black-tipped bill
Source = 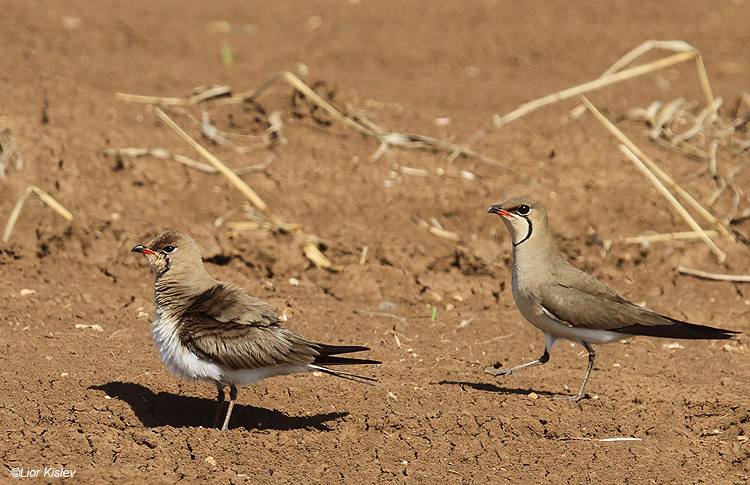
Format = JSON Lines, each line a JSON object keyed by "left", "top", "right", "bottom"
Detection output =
{"left": 487, "top": 205, "right": 513, "bottom": 217}
{"left": 131, "top": 245, "right": 156, "bottom": 255}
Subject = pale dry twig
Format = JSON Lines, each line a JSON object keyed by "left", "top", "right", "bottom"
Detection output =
{"left": 618, "top": 144, "right": 725, "bottom": 262}
{"left": 3, "top": 186, "right": 73, "bottom": 243}
{"left": 580, "top": 96, "right": 728, "bottom": 238}
{"left": 677, "top": 266, "right": 750, "bottom": 283}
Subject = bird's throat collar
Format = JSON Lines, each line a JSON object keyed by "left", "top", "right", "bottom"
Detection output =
{"left": 512, "top": 216, "right": 533, "bottom": 247}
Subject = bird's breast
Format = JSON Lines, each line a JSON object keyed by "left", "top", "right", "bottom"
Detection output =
{"left": 151, "top": 311, "right": 223, "bottom": 383}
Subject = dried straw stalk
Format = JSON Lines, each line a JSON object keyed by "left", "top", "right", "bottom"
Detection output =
{"left": 677, "top": 266, "right": 750, "bottom": 283}
{"left": 618, "top": 144, "right": 725, "bottom": 262}
{"left": 580, "top": 96, "right": 728, "bottom": 238}
{"left": 494, "top": 51, "right": 695, "bottom": 128}
{"left": 153, "top": 108, "right": 341, "bottom": 271}
{"left": 3, "top": 186, "right": 73, "bottom": 243}
{"left": 623, "top": 230, "right": 720, "bottom": 244}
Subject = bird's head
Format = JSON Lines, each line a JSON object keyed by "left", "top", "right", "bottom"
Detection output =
{"left": 131, "top": 230, "right": 205, "bottom": 280}
{"left": 487, "top": 197, "right": 547, "bottom": 247}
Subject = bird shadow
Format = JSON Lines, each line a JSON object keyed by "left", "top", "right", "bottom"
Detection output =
{"left": 91, "top": 382, "right": 347, "bottom": 431}
{"left": 436, "top": 380, "right": 571, "bottom": 399}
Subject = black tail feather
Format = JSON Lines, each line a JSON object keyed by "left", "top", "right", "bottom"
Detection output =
{"left": 618, "top": 320, "right": 740, "bottom": 340}
{"left": 314, "top": 354, "right": 382, "bottom": 366}
{"left": 310, "top": 343, "right": 379, "bottom": 385}
{"left": 313, "top": 343, "right": 381, "bottom": 366}
{"left": 310, "top": 365, "right": 377, "bottom": 386}
{"left": 316, "top": 343, "right": 372, "bottom": 355}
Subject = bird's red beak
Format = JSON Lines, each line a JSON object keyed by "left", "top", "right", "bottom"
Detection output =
{"left": 131, "top": 245, "right": 156, "bottom": 255}
{"left": 487, "top": 205, "right": 514, "bottom": 217}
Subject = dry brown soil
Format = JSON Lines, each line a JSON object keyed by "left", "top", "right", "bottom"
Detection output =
{"left": 1, "top": 1, "right": 750, "bottom": 483}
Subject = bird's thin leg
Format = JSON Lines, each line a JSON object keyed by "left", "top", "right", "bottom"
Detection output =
{"left": 220, "top": 385, "right": 238, "bottom": 431}
{"left": 212, "top": 382, "right": 226, "bottom": 429}
{"left": 556, "top": 341, "right": 596, "bottom": 402}
{"left": 483, "top": 349, "right": 549, "bottom": 376}
{"left": 483, "top": 333, "right": 555, "bottom": 377}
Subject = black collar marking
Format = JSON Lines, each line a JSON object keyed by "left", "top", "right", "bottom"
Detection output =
{"left": 513, "top": 216, "right": 532, "bottom": 247}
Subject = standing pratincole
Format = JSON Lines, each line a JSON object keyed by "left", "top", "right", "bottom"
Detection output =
{"left": 484, "top": 197, "right": 739, "bottom": 401}
{"left": 132, "top": 230, "right": 379, "bottom": 430}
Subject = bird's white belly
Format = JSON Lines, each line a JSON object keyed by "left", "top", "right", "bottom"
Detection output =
{"left": 528, "top": 305, "right": 626, "bottom": 344}
{"left": 151, "top": 313, "right": 309, "bottom": 387}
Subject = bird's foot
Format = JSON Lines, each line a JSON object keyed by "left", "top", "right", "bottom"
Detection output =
{"left": 482, "top": 367, "right": 516, "bottom": 378}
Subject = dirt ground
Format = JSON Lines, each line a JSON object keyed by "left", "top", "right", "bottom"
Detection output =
{"left": 1, "top": 1, "right": 749, "bottom": 483}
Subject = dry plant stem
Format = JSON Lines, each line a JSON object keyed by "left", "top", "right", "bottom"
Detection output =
{"left": 494, "top": 51, "right": 695, "bottom": 128}
{"left": 303, "top": 242, "right": 343, "bottom": 272}
{"left": 580, "top": 96, "right": 729, "bottom": 237}
{"left": 276, "top": 72, "right": 377, "bottom": 138}
{"left": 226, "top": 221, "right": 265, "bottom": 231}
{"left": 116, "top": 86, "right": 230, "bottom": 106}
{"left": 103, "top": 148, "right": 218, "bottom": 173}
{"left": 578, "top": 41, "right": 714, "bottom": 115}
{"left": 677, "top": 266, "right": 750, "bottom": 283}
{"left": 224, "top": 71, "right": 377, "bottom": 138}
{"left": 3, "top": 186, "right": 73, "bottom": 243}
{"left": 447, "top": 128, "right": 487, "bottom": 163}
{"left": 456, "top": 41, "right": 713, "bottom": 157}
{"left": 413, "top": 216, "right": 461, "bottom": 241}
{"left": 623, "top": 230, "right": 720, "bottom": 244}
{"left": 618, "top": 144, "right": 726, "bottom": 262}
{"left": 153, "top": 108, "right": 342, "bottom": 271}
{"left": 153, "top": 107, "right": 273, "bottom": 219}
{"left": 116, "top": 93, "right": 192, "bottom": 105}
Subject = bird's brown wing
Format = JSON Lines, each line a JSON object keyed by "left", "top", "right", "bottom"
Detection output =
{"left": 177, "top": 284, "right": 319, "bottom": 370}
{"left": 539, "top": 265, "right": 737, "bottom": 339}
{"left": 540, "top": 265, "right": 679, "bottom": 331}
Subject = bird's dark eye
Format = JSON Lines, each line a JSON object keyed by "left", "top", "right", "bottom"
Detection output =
{"left": 163, "top": 245, "right": 176, "bottom": 254}
{"left": 516, "top": 204, "right": 531, "bottom": 216}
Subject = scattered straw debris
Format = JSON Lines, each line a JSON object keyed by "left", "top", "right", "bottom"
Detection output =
{"left": 623, "top": 95, "right": 750, "bottom": 228}
{"left": 581, "top": 96, "right": 727, "bottom": 262}
{"left": 494, "top": 40, "right": 713, "bottom": 130}
{"left": 618, "top": 143, "right": 726, "bottom": 262}
{"left": 467, "top": 38, "right": 747, "bottom": 259}
{"left": 147, "top": 107, "right": 341, "bottom": 271}
{"left": 722, "top": 342, "right": 748, "bottom": 354}
{"left": 453, "top": 40, "right": 748, "bottom": 257}
{"left": 116, "top": 71, "right": 535, "bottom": 184}
{"left": 3, "top": 186, "right": 73, "bottom": 243}
{"left": 117, "top": 72, "right": 517, "bottom": 270}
